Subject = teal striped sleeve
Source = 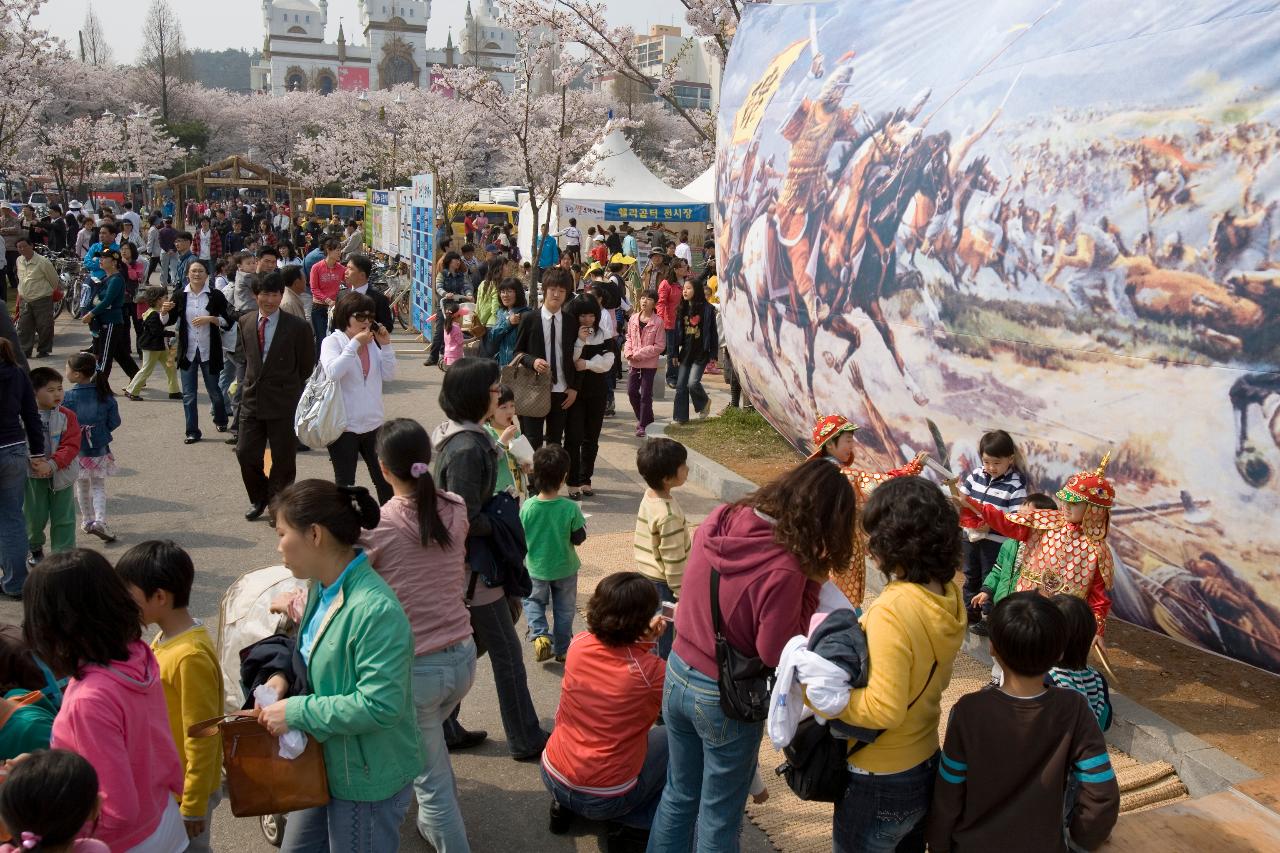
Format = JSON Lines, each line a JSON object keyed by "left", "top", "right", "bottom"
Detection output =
{"left": 1073, "top": 752, "right": 1115, "bottom": 783}
{"left": 939, "top": 751, "right": 967, "bottom": 784}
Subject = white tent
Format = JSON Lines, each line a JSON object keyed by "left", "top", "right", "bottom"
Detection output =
{"left": 681, "top": 167, "right": 715, "bottom": 205}
{"left": 518, "top": 128, "right": 711, "bottom": 256}
{"left": 559, "top": 129, "right": 700, "bottom": 204}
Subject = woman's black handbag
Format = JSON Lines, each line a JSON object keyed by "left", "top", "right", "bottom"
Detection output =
{"left": 710, "top": 569, "right": 774, "bottom": 723}
{"left": 776, "top": 716, "right": 854, "bottom": 803}
{"left": 775, "top": 659, "right": 938, "bottom": 803}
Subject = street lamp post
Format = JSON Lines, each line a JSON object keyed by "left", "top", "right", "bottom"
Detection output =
{"left": 104, "top": 107, "right": 147, "bottom": 208}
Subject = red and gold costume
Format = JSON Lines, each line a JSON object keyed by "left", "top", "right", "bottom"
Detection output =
{"left": 964, "top": 454, "right": 1116, "bottom": 635}
{"left": 809, "top": 414, "right": 925, "bottom": 606}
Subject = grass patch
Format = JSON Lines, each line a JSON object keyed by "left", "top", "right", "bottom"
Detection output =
{"left": 666, "top": 406, "right": 801, "bottom": 486}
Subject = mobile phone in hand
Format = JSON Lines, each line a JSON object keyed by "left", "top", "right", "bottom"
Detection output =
{"left": 659, "top": 601, "right": 677, "bottom": 622}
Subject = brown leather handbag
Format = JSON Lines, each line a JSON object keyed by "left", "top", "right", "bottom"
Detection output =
{"left": 501, "top": 353, "right": 552, "bottom": 417}
{"left": 188, "top": 710, "right": 329, "bottom": 817}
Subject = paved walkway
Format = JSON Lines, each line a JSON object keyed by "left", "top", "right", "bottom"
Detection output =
{"left": 3, "top": 317, "right": 771, "bottom": 852}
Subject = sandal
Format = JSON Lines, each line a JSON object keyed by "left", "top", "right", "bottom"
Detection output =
{"left": 124, "top": 391, "right": 143, "bottom": 401}
{"left": 581, "top": 486, "right": 594, "bottom": 497}
{"left": 568, "top": 491, "right": 582, "bottom": 501}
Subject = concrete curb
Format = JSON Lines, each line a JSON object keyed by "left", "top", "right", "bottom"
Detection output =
{"left": 648, "top": 419, "right": 758, "bottom": 502}
{"left": 662, "top": 422, "right": 1262, "bottom": 799}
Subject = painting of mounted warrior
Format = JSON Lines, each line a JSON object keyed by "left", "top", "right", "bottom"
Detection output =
{"left": 718, "top": 0, "right": 1280, "bottom": 675}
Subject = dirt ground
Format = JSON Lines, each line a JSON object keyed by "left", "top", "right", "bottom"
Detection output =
{"left": 682, "top": 407, "right": 1280, "bottom": 778}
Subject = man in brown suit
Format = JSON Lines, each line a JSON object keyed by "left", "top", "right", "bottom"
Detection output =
{"left": 236, "top": 270, "right": 314, "bottom": 520}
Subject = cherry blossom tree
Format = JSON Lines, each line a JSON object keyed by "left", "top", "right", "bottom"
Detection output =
{"left": 681, "top": 0, "right": 765, "bottom": 66}
{"left": 440, "top": 22, "right": 610, "bottom": 295}
{"left": 23, "top": 116, "right": 107, "bottom": 202}
{"left": 506, "top": 0, "right": 713, "bottom": 141}
{"left": 0, "top": 0, "right": 67, "bottom": 171}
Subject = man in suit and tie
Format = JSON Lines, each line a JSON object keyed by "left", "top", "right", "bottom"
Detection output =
{"left": 513, "top": 266, "right": 579, "bottom": 448}
{"left": 235, "top": 271, "right": 315, "bottom": 520}
{"left": 344, "top": 253, "right": 393, "bottom": 332}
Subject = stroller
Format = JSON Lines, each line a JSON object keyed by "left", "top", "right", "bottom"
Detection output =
{"left": 216, "top": 565, "right": 308, "bottom": 847}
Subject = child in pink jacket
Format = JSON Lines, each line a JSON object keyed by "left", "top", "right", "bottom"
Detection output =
{"left": 25, "top": 550, "right": 186, "bottom": 853}
{"left": 441, "top": 302, "right": 466, "bottom": 368}
{"left": 623, "top": 288, "right": 666, "bottom": 437}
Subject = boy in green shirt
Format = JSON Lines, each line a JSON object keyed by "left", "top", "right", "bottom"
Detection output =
{"left": 971, "top": 493, "right": 1057, "bottom": 636}
{"left": 520, "top": 445, "right": 587, "bottom": 663}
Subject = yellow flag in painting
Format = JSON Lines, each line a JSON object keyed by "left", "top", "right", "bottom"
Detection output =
{"left": 732, "top": 38, "right": 810, "bottom": 145}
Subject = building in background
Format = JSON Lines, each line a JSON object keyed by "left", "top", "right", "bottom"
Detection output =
{"left": 252, "top": 0, "right": 430, "bottom": 94}
{"left": 593, "top": 25, "right": 718, "bottom": 116}
{"left": 253, "top": 0, "right": 546, "bottom": 96}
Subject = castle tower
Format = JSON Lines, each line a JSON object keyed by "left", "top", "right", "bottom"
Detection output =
{"left": 359, "top": 0, "right": 431, "bottom": 89}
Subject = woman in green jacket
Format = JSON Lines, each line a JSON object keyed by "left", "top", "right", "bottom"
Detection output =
{"left": 258, "top": 479, "right": 425, "bottom": 853}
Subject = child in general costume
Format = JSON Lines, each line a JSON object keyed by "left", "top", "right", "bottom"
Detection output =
{"left": 952, "top": 453, "right": 1116, "bottom": 639}
{"left": 808, "top": 414, "right": 926, "bottom": 607}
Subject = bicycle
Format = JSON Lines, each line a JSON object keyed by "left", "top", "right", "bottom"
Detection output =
{"left": 384, "top": 274, "right": 413, "bottom": 331}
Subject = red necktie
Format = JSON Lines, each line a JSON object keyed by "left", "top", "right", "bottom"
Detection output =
{"left": 258, "top": 315, "right": 268, "bottom": 354}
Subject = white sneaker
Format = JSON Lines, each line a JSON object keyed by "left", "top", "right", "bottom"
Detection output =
{"left": 89, "top": 521, "right": 117, "bottom": 543}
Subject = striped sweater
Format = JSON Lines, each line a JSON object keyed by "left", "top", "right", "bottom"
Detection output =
{"left": 633, "top": 492, "right": 691, "bottom": 595}
{"left": 926, "top": 686, "right": 1119, "bottom": 853}
{"left": 1047, "top": 665, "right": 1112, "bottom": 731}
{"left": 960, "top": 468, "right": 1027, "bottom": 543}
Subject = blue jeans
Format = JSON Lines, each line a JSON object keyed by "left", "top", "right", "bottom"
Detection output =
{"left": 832, "top": 753, "right": 938, "bottom": 853}
{"left": 647, "top": 651, "right": 763, "bottom": 853}
{"left": 653, "top": 580, "right": 676, "bottom": 660}
{"left": 671, "top": 359, "right": 708, "bottom": 424}
{"left": 0, "top": 444, "right": 30, "bottom": 594}
{"left": 181, "top": 354, "right": 229, "bottom": 439}
{"left": 412, "top": 640, "right": 477, "bottom": 853}
{"left": 280, "top": 783, "right": 413, "bottom": 853}
{"left": 664, "top": 329, "right": 680, "bottom": 386}
{"left": 542, "top": 727, "right": 670, "bottom": 829}
{"left": 310, "top": 305, "right": 330, "bottom": 350}
{"left": 524, "top": 575, "right": 577, "bottom": 656}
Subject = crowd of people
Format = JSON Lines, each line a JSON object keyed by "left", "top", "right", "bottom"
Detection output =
{"left": 0, "top": 193, "right": 1126, "bottom": 853}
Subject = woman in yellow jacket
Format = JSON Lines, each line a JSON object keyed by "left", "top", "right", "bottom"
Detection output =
{"left": 823, "top": 477, "right": 967, "bottom": 853}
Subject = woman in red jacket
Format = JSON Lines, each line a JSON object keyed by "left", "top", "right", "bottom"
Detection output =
{"left": 541, "top": 572, "right": 668, "bottom": 851}
{"left": 648, "top": 459, "right": 857, "bottom": 852}
{"left": 656, "top": 258, "right": 687, "bottom": 389}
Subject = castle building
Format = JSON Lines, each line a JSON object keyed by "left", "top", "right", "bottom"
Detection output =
{"left": 252, "top": 0, "right": 431, "bottom": 94}
{"left": 252, "top": 0, "right": 536, "bottom": 96}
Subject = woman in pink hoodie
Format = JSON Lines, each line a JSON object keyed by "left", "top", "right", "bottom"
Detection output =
{"left": 623, "top": 288, "right": 666, "bottom": 438}
{"left": 23, "top": 550, "right": 186, "bottom": 853}
{"left": 365, "top": 418, "right": 475, "bottom": 852}
{"left": 648, "top": 459, "right": 858, "bottom": 853}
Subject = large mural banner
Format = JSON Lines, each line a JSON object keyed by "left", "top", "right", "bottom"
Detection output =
{"left": 718, "top": 0, "right": 1280, "bottom": 673}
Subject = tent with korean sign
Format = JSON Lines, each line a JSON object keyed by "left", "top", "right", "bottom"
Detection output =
{"left": 518, "top": 127, "right": 711, "bottom": 264}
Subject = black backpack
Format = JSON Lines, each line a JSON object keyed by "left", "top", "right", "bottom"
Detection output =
{"left": 775, "top": 659, "right": 937, "bottom": 803}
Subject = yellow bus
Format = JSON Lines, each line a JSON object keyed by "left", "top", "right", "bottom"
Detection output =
{"left": 305, "top": 197, "right": 367, "bottom": 223}
{"left": 447, "top": 202, "right": 518, "bottom": 242}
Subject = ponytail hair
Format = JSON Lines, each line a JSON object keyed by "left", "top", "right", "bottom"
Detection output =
{"left": 67, "top": 351, "right": 112, "bottom": 401}
{"left": 376, "top": 418, "right": 452, "bottom": 549}
{"left": 268, "top": 479, "right": 380, "bottom": 546}
{"left": 0, "top": 337, "right": 16, "bottom": 366}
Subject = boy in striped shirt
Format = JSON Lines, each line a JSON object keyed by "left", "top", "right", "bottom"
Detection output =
{"left": 1047, "top": 594, "right": 1113, "bottom": 731}
{"left": 633, "top": 437, "right": 691, "bottom": 659}
{"left": 960, "top": 430, "right": 1027, "bottom": 632}
{"left": 927, "top": 593, "right": 1119, "bottom": 852}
